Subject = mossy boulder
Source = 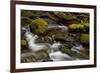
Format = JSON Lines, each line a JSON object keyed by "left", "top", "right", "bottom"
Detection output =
{"left": 68, "top": 24, "right": 85, "bottom": 33}
{"left": 30, "top": 18, "right": 48, "bottom": 34}
{"left": 21, "top": 17, "right": 31, "bottom": 27}
{"left": 69, "top": 24, "right": 84, "bottom": 30}
{"left": 21, "top": 39, "right": 28, "bottom": 49}
{"left": 80, "top": 34, "right": 89, "bottom": 45}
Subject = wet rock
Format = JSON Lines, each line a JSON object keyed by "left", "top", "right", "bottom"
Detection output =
{"left": 21, "top": 11, "right": 34, "bottom": 18}
{"left": 43, "top": 18, "right": 57, "bottom": 24}
{"left": 71, "top": 45, "right": 89, "bottom": 59}
{"left": 59, "top": 43, "right": 74, "bottom": 55}
{"left": 21, "top": 52, "right": 37, "bottom": 63}
{"left": 46, "top": 12, "right": 59, "bottom": 22}
{"left": 21, "top": 39, "right": 28, "bottom": 50}
{"left": 21, "top": 17, "right": 31, "bottom": 27}
{"left": 21, "top": 50, "right": 50, "bottom": 63}
{"left": 53, "top": 12, "right": 77, "bottom": 21}
{"left": 48, "top": 25, "right": 68, "bottom": 30}
{"left": 35, "top": 50, "right": 50, "bottom": 62}
{"left": 54, "top": 33, "right": 73, "bottom": 42}
{"left": 54, "top": 32, "right": 74, "bottom": 43}
{"left": 47, "top": 26, "right": 69, "bottom": 42}
{"left": 35, "top": 36, "right": 54, "bottom": 44}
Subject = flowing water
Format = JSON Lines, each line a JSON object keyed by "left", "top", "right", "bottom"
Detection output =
{"left": 21, "top": 25, "right": 89, "bottom": 62}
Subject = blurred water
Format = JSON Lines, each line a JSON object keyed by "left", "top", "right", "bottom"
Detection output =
{"left": 48, "top": 25, "right": 68, "bottom": 31}
{"left": 22, "top": 25, "right": 88, "bottom": 62}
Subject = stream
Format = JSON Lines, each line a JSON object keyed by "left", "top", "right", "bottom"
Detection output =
{"left": 21, "top": 25, "right": 89, "bottom": 62}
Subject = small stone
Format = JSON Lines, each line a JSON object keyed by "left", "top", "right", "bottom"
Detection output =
{"left": 21, "top": 39, "right": 28, "bottom": 49}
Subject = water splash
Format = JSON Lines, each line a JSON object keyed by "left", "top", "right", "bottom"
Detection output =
{"left": 71, "top": 45, "right": 84, "bottom": 53}
{"left": 49, "top": 51, "right": 73, "bottom": 61}
{"left": 25, "top": 31, "right": 50, "bottom": 52}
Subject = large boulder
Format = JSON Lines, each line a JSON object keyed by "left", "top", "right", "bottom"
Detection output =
{"left": 30, "top": 18, "right": 48, "bottom": 34}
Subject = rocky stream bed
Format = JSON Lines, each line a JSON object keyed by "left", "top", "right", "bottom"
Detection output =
{"left": 21, "top": 10, "right": 89, "bottom": 63}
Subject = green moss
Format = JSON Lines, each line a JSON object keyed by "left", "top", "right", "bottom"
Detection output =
{"left": 21, "top": 40, "right": 27, "bottom": 46}
{"left": 80, "top": 34, "right": 89, "bottom": 44}
{"left": 68, "top": 23, "right": 90, "bottom": 33}
{"left": 21, "top": 39, "right": 28, "bottom": 49}
{"left": 69, "top": 24, "right": 84, "bottom": 30}
{"left": 30, "top": 18, "right": 48, "bottom": 34}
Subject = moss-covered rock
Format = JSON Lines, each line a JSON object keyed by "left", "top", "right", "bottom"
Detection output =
{"left": 21, "top": 17, "right": 31, "bottom": 27}
{"left": 80, "top": 34, "right": 89, "bottom": 45}
{"left": 68, "top": 23, "right": 89, "bottom": 33}
{"left": 30, "top": 18, "right": 48, "bottom": 34}
{"left": 69, "top": 24, "right": 84, "bottom": 30}
{"left": 21, "top": 39, "right": 28, "bottom": 49}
